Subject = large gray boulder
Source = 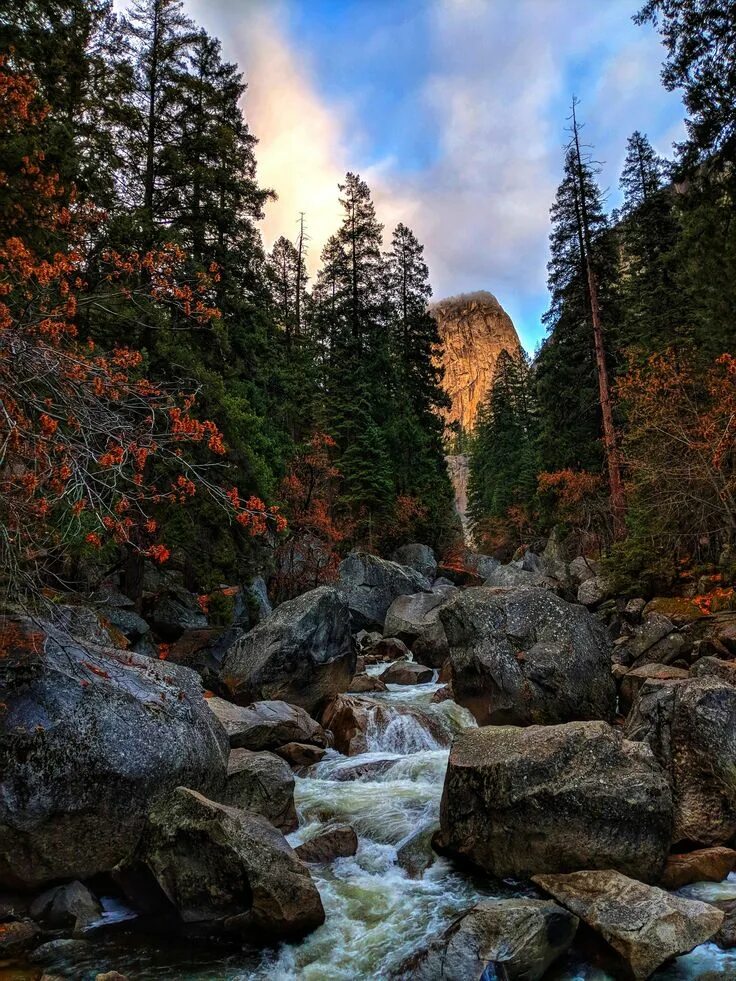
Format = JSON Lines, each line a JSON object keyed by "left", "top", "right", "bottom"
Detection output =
{"left": 338, "top": 552, "right": 431, "bottom": 631}
{"left": 483, "top": 564, "right": 554, "bottom": 590}
{"left": 391, "top": 544, "right": 438, "bottom": 581}
{"left": 533, "top": 870, "right": 724, "bottom": 980}
{"left": 437, "top": 721, "right": 672, "bottom": 882}
{"left": 136, "top": 788, "right": 324, "bottom": 939}
{"left": 219, "top": 749, "right": 297, "bottom": 833}
{"left": 439, "top": 587, "right": 615, "bottom": 726}
{"left": 392, "top": 898, "right": 578, "bottom": 981}
{"left": 383, "top": 587, "right": 459, "bottom": 668}
{"left": 220, "top": 586, "right": 355, "bottom": 715}
{"left": 0, "top": 616, "right": 228, "bottom": 890}
{"left": 625, "top": 676, "right": 736, "bottom": 845}
{"left": 207, "top": 697, "right": 327, "bottom": 751}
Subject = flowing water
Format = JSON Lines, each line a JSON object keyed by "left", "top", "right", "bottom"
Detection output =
{"left": 16, "top": 667, "right": 736, "bottom": 980}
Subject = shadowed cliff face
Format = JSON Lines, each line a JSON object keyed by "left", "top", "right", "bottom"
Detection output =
{"left": 431, "top": 290, "right": 521, "bottom": 433}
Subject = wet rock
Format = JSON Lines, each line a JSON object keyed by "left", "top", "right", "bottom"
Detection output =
{"left": 207, "top": 697, "right": 327, "bottom": 751}
{"left": 138, "top": 788, "right": 324, "bottom": 938}
{"left": 393, "top": 897, "right": 577, "bottom": 981}
{"left": 30, "top": 880, "right": 101, "bottom": 934}
{"left": 439, "top": 587, "right": 615, "bottom": 726}
{"left": 295, "top": 824, "right": 358, "bottom": 863}
{"left": 220, "top": 749, "right": 297, "bottom": 833}
{"left": 220, "top": 586, "right": 355, "bottom": 715}
{"left": 349, "top": 673, "right": 388, "bottom": 693}
{"left": 431, "top": 684, "right": 453, "bottom": 703}
{"left": 533, "top": 869, "right": 724, "bottom": 980}
{"left": 0, "top": 918, "right": 40, "bottom": 954}
{"left": 618, "top": 663, "right": 689, "bottom": 715}
{"left": 331, "top": 758, "right": 400, "bottom": 781}
{"left": 322, "top": 694, "right": 448, "bottom": 756}
{"left": 714, "top": 899, "right": 736, "bottom": 948}
{"left": 149, "top": 587, "right": 208, "bottom": 641}
{"left": 273, "top": 742, "right": 326, "bottom": 768}
{"left": 577, "top": 575, "right": 614, "bottom": 608}
{"left": 0, "top": 616, "right": 228, "bottom": 890}
{"left": 625, "top": 677, "right": 736, "bottom": 845}
{"left": 380, "top": 662, "right": 434, "bottom": 685}
{"left": 661, "top": 847, "right": 736, "bottom": 890}
{"left": 29, "top": 938, "right": 92, "bottom": 964}
{"left": 391, "top": 544, "right": 437, "bottom": 581}
{"left": 437, "top": 721, "right": 672, "bottom": 882}
{"left": 383, "top": 589, "right": 459, "bottom": 668}
{"left": 396, "top": 823, "right": 439, "bottom": 877}
{"left": 362, "top": 637, "right": 411, "bottom": 663}
{"left": 338, "top": 552, "right": 431, "bottom": 631}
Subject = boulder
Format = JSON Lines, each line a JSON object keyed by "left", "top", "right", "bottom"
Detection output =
{"left": 338, "top": 552, "right": 431, "bottom": 631}
{"left": 321, "top": 694, "right": 449, "bottom": 756}
{"left": 220, "top": 586, "right": 355, "bottom": 715}
{"left": 437, "top": 721, "right": 672, "bottom": 882}
{"left": 273, "top": 742, "right": 326, "bottom": 768}
{"left": 577, "top": 575, "right": 614, "bottom": 608}
{"left": 612, "top": 613, "right": 679, "bottom": 668}
{"left": 643, "top": 596, "right": 706, "bottom": 627}
{"left": 362, "top": 637, "right": 411, "bottom": 663}
{"left": 295, "top": 824, "right": 358, "bottom": 863}
{"left": 0, "top": 918, "right": 40, "bottom": 955}
{"left": 625, "top": 677, "right": 736, "bottom": 845}
{"left": 431, "top": 685, "right": 453, "bottom": 703}
{"left": 690, "top": 656, "right": 736, "bottom": 684}
{"left": 624, "top": 597, "right": 647, "bottom": 622}
{"left": 396, "top": 823, "right": 439, "bottom": 878}
{"left": 349, "top": 673, "right": 388, "bottom": 693}
{"left": 98, "top": 606, "right": 150, "bottom": 644}
{"left": 569, "top": 556, "right": 600, "bottom": 586}
{"left": 148, "top": 587, "right": 207, "bottom": 640}
{"left": 380, "top": 662, "right": 434, "bottom": 685}
{"left": 391, "top": 544, "right": 437, "bottom": 581}
{"left": 30, "top": 880, "right": 101, "bottom": 934}
{"left": 220, "top": 749, "right": 297, "bottom": 833}
{"left": 28, "top": 938, "right": 92, "bottom": 964}
{"left": 464, "top": 552, "right": 502, "bottom": 581}
{"left": 714, "top": 899, "right": 736, "bottom": 949}
{"left": 439, "top": 587, "right": 615, "bottom": 726}
{"left": 0, "top": 616, "right": 228, "bottom": 889}
{"left": 383, "top": 588, "right": 459, "bottom": 668}
{"left": 331, "top": 757, "right": 400, "bottom": 782}
{"left": 661, "top": 847, "right": 736, "bottom": 890}
{"left": 483, "top": 564, "right": 554, "bottom": 590}
{"left": 393, "top": 898, "right": 578, "bottom": 981}
{"left": 619, "top": 663, "right": 689, "bottom": 715}
{"left": 136, "top": 788, "right": 324, "bottom": 938}
{"left": 207, "top": 697, "right": 327, "bottom": 751}
{"left": 533, "top": 869, "right": 724, "bottom": 980}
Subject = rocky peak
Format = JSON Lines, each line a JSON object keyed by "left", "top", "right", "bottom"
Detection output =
{"left": 431, "top": 290, "right": 521, "bottom": 432}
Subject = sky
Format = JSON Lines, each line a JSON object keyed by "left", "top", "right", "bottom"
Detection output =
{"left": 181, "top": 0, "right": 685, "bottom": 353}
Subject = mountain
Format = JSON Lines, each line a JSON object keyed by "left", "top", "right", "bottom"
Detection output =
{"left": 431, "top": 290, "right": 521, "bottom": 433}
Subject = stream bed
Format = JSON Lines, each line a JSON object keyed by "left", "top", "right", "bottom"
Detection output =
{"left": 11, "top": 671, "right": 736, "bottom": 980}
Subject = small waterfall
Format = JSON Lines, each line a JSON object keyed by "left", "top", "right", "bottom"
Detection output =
{"left": 364, "top": 702, "right": 447, "bottom": 755}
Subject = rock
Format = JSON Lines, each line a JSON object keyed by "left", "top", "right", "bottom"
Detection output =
{"left": 577, "top": 575, "right": 614, "bottom": 607}
{"left": 532, "top": 869, "right": 724, "bottom": 980}
{"left": 322, "top": 694, "right": 448, "bottom": 756}
{"left": 220, "top": 586, "right": 355, "bottom": 715}
{"left": 619, "top": 663, "right": 689, "bottom": 714}
{"left": 714, "top": 899, "right": 736, "bottom": 949}
{"left": 430, "top": 290, "right": 521, "bottom": 433}
{"left": 439, "top": 587, "right": 615, "bottom": 726}
{"left": 207, "top": 697, "right": 327, "bottom": 751}
{"left": 47, "top": 604, "right": 122, "bottom": 647}
{"left": 437, "top": 721, "right": 672, "bottom": 882}
{"left": 624, "top": 597, "right": 648, "bottom": 622}
{"left": 0, "top": 616, "right": 228, "bottom": 889}
{"left": 383, "top": 589, "right": 459, "bottom": 668}
{"left": 30, "top": 880, "right": 101, "bottom": 933}
{"left": 569, "top": 555, "right": 600, "bottom": 586}
{"left": 431, "top": 685, "right": 453, "bottom": 703}
{"left": 355, "top": 629, "right": 382, "bottom": 651}
{"left": 483, "top": 564, "right": 554, "bottom": 590}
{"left": 393, "top": 898, "right": 577, "bottom": 981}
{"left": 338, "top": 552, "right": 431, "bottom": 631}
{"left": 625, "top": 677, "right": 736, "bottom": 845}
{"left": 273, "top": 742, "right": 326, "bottom": 768}
{"left": 295, "top": 824, "right": 358, "bottom": 863}
{"left": 349, "top": 673, "right": 388, "bottom": 693}
{"left": 28, "top": 938, "right": 92, "bottom": 964}
{"left": 661, "top": 847, "right": 736, "bottom": 890}
{"left": 396, "top": 823, "right": 439, "bottom": 877}
{"left": 614, "top": 613, "right": 680, "bottom": 668}
{"left": 464, "top": 552, "right": 502, "bottom": 581}
{"left": 149, "top": 586, "right": 208, "bottom": 640}
{"left": 138, "top": 787, "right": 324, "bottom": 938}
{"left": 380, "top": 662, "right": 434, "bottom": 685}
{"left": 98, "top": 606, "right": 150, "bottom": 643}
{"left": 391, "top": 544, "right": 437, "bottom": 581}
{"left": 96, "top": 973, "right": 130, "bottom": 981}
{"left": 166, "top": 627, "right": 220, "bottom": 675}
{"left": 436, "top": 562, "right": 484, "bottom": 588}
{"left": 362, "top": 636, "right": 411, "bottom": 663}
{"left": 0, "top": 918, "right": 40, "bottom": 954}
{"left": 331, "top": 757, "right": 400, "bottom": 782}
{"left": 643, "top": 596, "right": 706, "bottom": 626}
{"left": 220, "top": 749, "right": 297, "bottom": 833}
{"left": 690, "top": 656, "right": 736, "bottom": 684}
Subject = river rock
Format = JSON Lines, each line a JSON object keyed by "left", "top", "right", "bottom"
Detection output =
{"left": 0, "top": 616, "right": 228, "bottom": 889}
{"left": 273, "top": 742, "right": 326, "bottom": 767}
{"left": 391, "top": 544, "right": 437, "bottom": 581}
{"left": 625, "top": 676, "right": 736, "bottom": 845}
{"left": 393, "top": 897, "right": 578, "bottom": 981}
{"left": 380, "top": 662, "right": 434, "bottom": 685}
{"left": 349, "top": 672, "right": 388, "bottom": 693}
{"left": 295, "top": 824, "right": 358, "bottom": 863}
{"left": 322, "top": 694, "right": 448, "bottom": 756}
{"left": 30, "top": 880, "right": 101, "bottom": 933}
{"left": 439, "top": 587, "right": 615, "bottom": 726}
{"left": 220, "top": 586, "right": 355, "bottom": 715}
{"left": 362, "top": 637, "right": 411, "bottom": 663}
{"left": 207, "top": 697, "right": 327, "bottom": 751}
{"left": 338, "top": 552, "right": 431, "bottom": 631}
{"left": 532, "top": 869, "right": 724, "bottom": 980}
{"left": 28, "top": 938, "right": 92, "bottom": 964}
{"left": 437, "top": 721, "right": 672, "bottom": 882}
{"left": 396, "top": 823, "right": 439, "bottom": 877}
{"left": 661, "top": 847, "right": 736, "bottom": 890}
{"left": 383, "top": 588, "right": 459, "bottom": 668}
{"left": 138, "top": 788, "right": 324, "bottom": 938}
{"left": 220, "top": 749, "right": 297, "bottom": 833}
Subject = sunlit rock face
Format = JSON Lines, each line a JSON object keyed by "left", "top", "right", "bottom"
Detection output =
{"left": 432, "top": 290, "right": 521, "bottom": 433}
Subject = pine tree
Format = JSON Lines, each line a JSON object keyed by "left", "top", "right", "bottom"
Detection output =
{"left": 266, "top": 234, "right": 308, "bottom": 346}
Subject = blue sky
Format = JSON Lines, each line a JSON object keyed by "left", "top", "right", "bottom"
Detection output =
{"left": 183, "top": 0, "right": 685, "bottom": 352}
